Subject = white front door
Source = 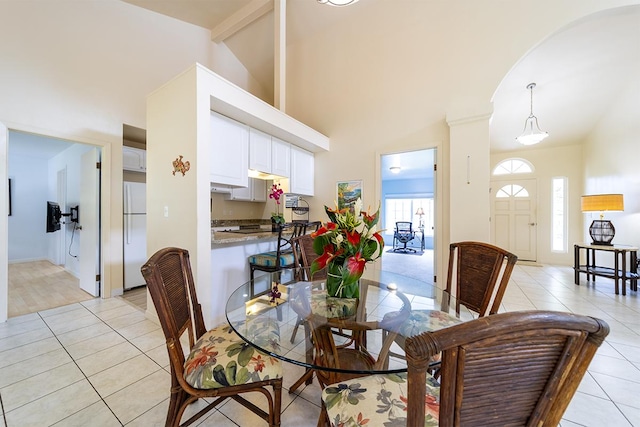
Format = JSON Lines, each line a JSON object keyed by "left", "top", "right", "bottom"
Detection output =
{"left": 491, "top": 179, "right": 537, "bottom": 261}
{"left": 79, "top": 148, "right": 100, "bottom": 296}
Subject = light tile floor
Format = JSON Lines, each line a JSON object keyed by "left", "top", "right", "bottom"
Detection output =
{"left": 1, "top": 263, "right": 639, "bottom": 426}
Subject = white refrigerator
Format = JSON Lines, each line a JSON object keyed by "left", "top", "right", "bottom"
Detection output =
{"left": 123, "top": 181, "right": 147, "bottom": 290}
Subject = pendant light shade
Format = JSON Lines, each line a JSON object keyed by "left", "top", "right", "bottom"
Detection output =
{"left": 318, "top": 0, "right": 360, "bottom": 6}
{"left": 516, "top": 83, "right": 549, "bottom": 145}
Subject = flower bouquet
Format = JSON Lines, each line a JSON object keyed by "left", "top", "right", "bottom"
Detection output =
{"left": 310, "top": 198, "right": 384, "bottom": 298}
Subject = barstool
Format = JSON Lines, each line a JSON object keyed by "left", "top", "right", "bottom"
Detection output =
{"left": 248, "top": 222, "right": 305, "bottom": 284}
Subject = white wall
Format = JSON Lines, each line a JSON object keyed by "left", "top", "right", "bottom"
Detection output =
{"left": 7, "top": 153, "right": 49, "bottom": 262}
{"left": 285, "top": 0, "right": 637, "bottom": 283}
{"left": 583, "top": 77, "right": 640, "bottom": 249}
{"left": 0, "top": 0, "right": 265, "bottom": 315}
{"left": 47, "top": 144, "right": 94, "bottom": 277}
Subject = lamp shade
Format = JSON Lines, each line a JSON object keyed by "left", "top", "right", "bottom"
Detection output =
{"left": 415, "top": 207, "right": 425, "bottom": 216}
{"left": 580, "top": 194, "right": 624, "bottom": 213}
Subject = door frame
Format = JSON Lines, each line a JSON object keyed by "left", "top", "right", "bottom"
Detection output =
{"left": 0, "top": 121, "right": 111, "bottom": 322}
{"left": 375, "top": 147, "right": 439, "bottom": 283}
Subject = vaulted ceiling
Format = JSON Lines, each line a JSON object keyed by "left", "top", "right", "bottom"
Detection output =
{"left": 123, "top": 1, "right": 639, "bottom": 155}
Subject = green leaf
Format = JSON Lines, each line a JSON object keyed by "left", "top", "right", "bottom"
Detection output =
{"left": 237, "top": 344, "right": 254, "bottom": 366}
{"left": 225, "top": 361, "right": 238, "bottom": 385}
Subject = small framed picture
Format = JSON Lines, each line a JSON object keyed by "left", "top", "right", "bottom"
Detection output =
{"left": 336, "top": 180, "right": 362, "bottom": 213}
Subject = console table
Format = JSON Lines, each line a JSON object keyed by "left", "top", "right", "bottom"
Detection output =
{"left": 573, "top": 243, "right": 638, "bottom": 295}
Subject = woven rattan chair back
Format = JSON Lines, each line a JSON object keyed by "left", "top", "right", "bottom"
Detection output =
{"left": 404, "top": 310, "right": 609, "bottom": 427}
{"left": 292, "top": 233, "right": 327, "bottom": 280}
{"left": 142, "top": 247, "right": 282, "bottom": 427}
{"left": 445, "top": 241, "right": 518, "bottom": 317}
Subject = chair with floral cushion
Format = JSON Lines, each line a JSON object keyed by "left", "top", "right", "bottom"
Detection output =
{"left": 381, "top": 240, "right": 518, "bottom": 366}
{"left": 141, "top": 247, "right": 283, "bottom": 427}
{"left": 322, "top": 310, "right": 609, "bottom": 427}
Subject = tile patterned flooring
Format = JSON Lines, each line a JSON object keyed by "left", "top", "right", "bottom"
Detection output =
{"left": 7, "top": 261, "right": 94, "bottom": 318}
{"left": 1, "top": 263, "right": 639, "bottom": 426}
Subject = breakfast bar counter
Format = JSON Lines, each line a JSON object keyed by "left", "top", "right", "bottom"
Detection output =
{"left": 211, "top": 229, "right": 280, "bottom": 245}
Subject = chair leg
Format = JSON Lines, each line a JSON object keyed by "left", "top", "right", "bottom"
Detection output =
{"left": 290, "top": 316, "right": 303, "bottom": 343}
{"left": 272, "top": 379, "right": 283, "bottom": 427}
{"left": 289, "top": 368, "right": 314, "bottom": 394}
{"left": 317, "top": 400, "right": 330, "bottom": 427}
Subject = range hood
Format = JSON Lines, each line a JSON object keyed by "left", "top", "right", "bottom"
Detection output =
{"left": 248, "top": 169, "right": 287, "bottom": 181}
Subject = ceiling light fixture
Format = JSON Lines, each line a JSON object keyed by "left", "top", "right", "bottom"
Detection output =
{"left": 389, "top": 166, "right": 401, "bottom": 174}
{"left": 318, "top": 0, "right": 360, "bottom": 6}
{"left": 516, "top": 82, "right": 549, "bottom": 146}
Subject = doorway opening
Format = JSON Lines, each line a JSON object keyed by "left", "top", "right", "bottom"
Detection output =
{"left": 6, "top": 130, "right": 102, "bottom": 317}
{"left": 379, "top": 149, "right": 436, "bottom": 296}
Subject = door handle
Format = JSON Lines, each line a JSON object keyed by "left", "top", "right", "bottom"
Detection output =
{"left": 529, "top": 222, "right": 537, "bottom": 226}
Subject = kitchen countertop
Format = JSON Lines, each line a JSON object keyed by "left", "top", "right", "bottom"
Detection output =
{"left": 211, "top": 229, "right": 281, "bottom": 245}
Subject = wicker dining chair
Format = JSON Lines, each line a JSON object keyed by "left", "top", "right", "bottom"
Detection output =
{"left": 446, "top": 240, "right": 518, "bottom": 317}
{"left": 141, "top": 247, "right": 283, "bottom": 427}
{"left": 323, "top": 310, "right": 610, "bottom": 427}
{"left": 382, "top": 241, "right": 518, "bottom": 364}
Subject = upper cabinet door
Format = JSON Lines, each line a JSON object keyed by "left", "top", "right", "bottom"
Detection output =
{"left": 271, "top": 138, "right": 290, "bottom": 178}
{"left": 249, "top": 128, "right": 271, "bottom": 173}
{"left": 123, "top": 146, "right": 146, "bottom": 172}
{"left": 210, "top": 112, "right": 249, "bottom": 188}
{"left": 290, "top": 146, "right": 314, "bottom": 196}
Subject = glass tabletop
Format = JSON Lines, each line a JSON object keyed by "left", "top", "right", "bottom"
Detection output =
{"left": 225, "top": 267, "right": 475, "bottom": 375}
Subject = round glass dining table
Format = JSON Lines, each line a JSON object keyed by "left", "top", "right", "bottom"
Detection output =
{"left": 226, "top": 267, "right": 475, "bottom": 377}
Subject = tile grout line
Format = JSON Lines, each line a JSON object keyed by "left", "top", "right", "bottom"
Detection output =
{"left": 0, "top": 390, "right": 7, "bottom": 427}
{"left": 36, "top": 307, "right": 127, "bottom": 427}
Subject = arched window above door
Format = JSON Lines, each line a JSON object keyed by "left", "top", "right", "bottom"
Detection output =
{"left": 493, "top": 158, "right": 534, "bottom": 175}
{"left": 496, "top": 184, "right": 529, "bottom": 198}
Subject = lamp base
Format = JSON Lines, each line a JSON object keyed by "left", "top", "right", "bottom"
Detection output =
{"left": 589, "top": 220, "right": 615, "bottom": 246}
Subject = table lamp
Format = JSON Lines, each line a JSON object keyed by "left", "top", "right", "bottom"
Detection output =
{"left": 580, "top": 194, "right": 624, "bottom": 246}
{"left": 415, "top": 207, "right": 425, "bottom": 228}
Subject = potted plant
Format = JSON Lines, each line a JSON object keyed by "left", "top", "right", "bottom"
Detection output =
{"left": 269, "top": 183, "right": 285, "bottom": 231}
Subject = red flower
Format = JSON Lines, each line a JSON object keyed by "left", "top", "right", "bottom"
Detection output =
{"left": 311, "top": 222, "right": 337, "bottom": 238}
{"left": 355, "top": 412, "right": 370, "bottom": 425}
{"left": 185, "top": 345, "right": 217, "bottom": 375}
{"left": 314, "top": 244, "right": 344, "bottom": 270}
{"left": 251, "top": 354, "right": 266, "bottom": 372}
{"left": 399, "top": 393, "right": 439, "bottom": 418}
{"left": 346, "top": 230, "right": 361, "bottom": 246}
{"left": 345, "top": 253, "right": 366, "bottom": 278}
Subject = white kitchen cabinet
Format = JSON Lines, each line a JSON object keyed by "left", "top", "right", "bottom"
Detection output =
{"left": 271, "top": 138, "right": 291, "bottom": 178}
{"left": 210, "top": 112, "right": 249, "bottom": 187}
{"left": 123, "top": 146, "right": 146, "bottom": 172}
{"left": 290, "top": 146, "right": 314, "bottom": 196}
{"left": 226, "top": 178, "right": 267, "bottom": 202}
{"left": 249, "top": 128, "right": 271, "bottom": 173}
{"left": 249, "top": 129, "right": 290, "bottom": 179}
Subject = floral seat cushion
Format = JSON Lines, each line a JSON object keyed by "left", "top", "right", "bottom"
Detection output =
{"left": 393, "top": 309, "right": 462, "bottom": 338}
{"left": 183, "top": 323, "right": 282, "bottom": 389}
{"left": 322, "top": 372, "right": 440, "bottom": 427}
{"left": 249, "top": 251, "right": 295, "bottom": 267}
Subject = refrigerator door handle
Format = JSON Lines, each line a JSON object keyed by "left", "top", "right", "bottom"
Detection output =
{"left": 125, "top": 214, "right": 131, "bottom": 244}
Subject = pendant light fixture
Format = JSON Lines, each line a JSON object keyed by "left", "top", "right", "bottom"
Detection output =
{"left": 516, "top": 82, "right": 549, "bottom": 145}
{"left": 318, "top": 0, "right": 360, "bottom": 6}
